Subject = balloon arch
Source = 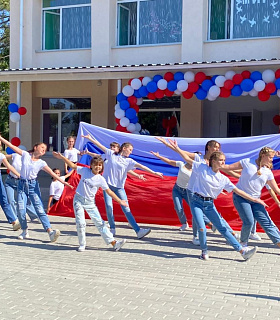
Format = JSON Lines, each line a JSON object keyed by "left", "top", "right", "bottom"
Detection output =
{"left": 114, "top": 69, "right": 280, "bottom": 134}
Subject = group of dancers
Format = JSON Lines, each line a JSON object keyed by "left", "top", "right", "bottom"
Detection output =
{"left": 0, "top": 132, "right": 280, "bottom": 261}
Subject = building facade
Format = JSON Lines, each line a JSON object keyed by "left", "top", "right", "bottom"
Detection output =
{"left": 3, "top": 0, "right": 280, "bottom": 152}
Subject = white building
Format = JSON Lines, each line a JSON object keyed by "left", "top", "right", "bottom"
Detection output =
{"left": 3, "top": 0, "right": 280, "bottom": 153}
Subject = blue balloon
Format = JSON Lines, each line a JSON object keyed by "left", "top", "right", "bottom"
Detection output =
{"left": 167, "top": 80, "right": 177, "bottom": 92}
{"left": 120, "top": 100, "right": 130, "bottom": 110}
{"left": 153, "top": 74, "right": 163, "bottom": 83}
{"left": 125, "top": 108, "right": 137, "bottom": 120}
{"left": 139, "top": 86, "right": 149, "bottom": 97}
{"left": 250, "top": 71, "right": 262, "bottom": 82}
{"left": 147, "top": 81, "right": 158, "bottom": 93}
{"left": 201, "top": 79, "right": 213, "bottom": 92}
{"left": 8, "top": 103, "right": 19, "bottom": 113}
{"left": 116, "top": 92, "right": 127, "bottom": 102}
{"left": 240, "top": 79, "right": 254, "bottom": 92}
{"left": 134, "top": 89, "right": 141, "bottom": 98}
{"left": 174, "top": 72, "right": 184, "bottom": 82}
{"left": 6, "top": 147, "right": 14, "bottom": 155}
{"left": 195, "top": 88, "right": 207, "bottom": 100}
{"left": 271, "top": 88, "right": 277, "bottom": 96}
{"left": 231, "top": 85, "right": 242, "bottom": 96}
{"left": 130, "top": 116, "right": 138, "bottom": 124}
{"left": 275, "top": 78, "right": 280, "bottom": 89}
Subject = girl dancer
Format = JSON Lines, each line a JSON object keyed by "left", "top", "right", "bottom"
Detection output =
{"left": 0, "top": 135, "right": 71, "bottom": 241}
{"left": 64, "top": 136, "right": 81, "bottom": 175}
{"left": 52, "top": 152, "right": 127, "bottom": 252}
{"left": 82, "top": 134, "right": 163, "bottom": 238}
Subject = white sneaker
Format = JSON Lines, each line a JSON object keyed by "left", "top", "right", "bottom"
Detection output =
{"left": 241, "top": 246, "right": 258, "bottom": 261}
{"left": 13, "top": 220, "right": 21, "bottom": 231}
{"left": 49, "top": 229, "right": 60, "bottom": 242}
{"left": 113, "top": 239, "right": 126, "bottom": 251}
{"left": 249, "top": 233, "right": 261, "bottom": 241}
{"left": 199, "top": 251, "right": 209, "bottom": 261}
{"left": 179, "top": 223, "right": 189, "bottom": 231}
{"left": 233, "top": 233, "right": 240, "bottom": 241}
{"left": 18, "top": 230, "right": 29, "bottom": 240}
{"left": 192, "top": 237, "right": 200, "bottom": 246}
{"left": 137, "top": 228, "right": 151, "bottom": 239}
{"left": 110, "top": 228, "right": 116, "bottom": 236}
{"left": 77, "top": 245, "right": 86, "bottom": 252}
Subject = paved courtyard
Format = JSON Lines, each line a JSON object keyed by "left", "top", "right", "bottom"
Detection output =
{"left": 0, "top": 201, "right": 280, "bottom": 320}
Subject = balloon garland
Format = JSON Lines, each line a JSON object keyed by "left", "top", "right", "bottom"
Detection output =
{"left": 7, "top": 103, "right": 27, "bottom": 154}
{"left": 115, "top": 68, "right": 280, "bottom": 134}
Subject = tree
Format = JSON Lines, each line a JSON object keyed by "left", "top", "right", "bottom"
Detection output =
{"left": 0, "top": 0, "right": 9, "bottom": 139}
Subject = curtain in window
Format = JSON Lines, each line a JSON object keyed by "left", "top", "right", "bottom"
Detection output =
{"left": 43, "top": 0, "right": 90, "bottom": 8}
{"left": 118, "top": 2, "right": 137, "bottom": 45}
{"left": 233, "top": 1, "right": 280, "bottom": 38}
{"left": 139, "top": 0, "right": 182, "bottom": 45}
{"left": 62, "top": 6, "right": 91, "bottom": 49}
{"left": 44, "top": 9, "right": 60, "bottom": 50}
{"left": 209, "top": 0, "right": 227, "bottom": 40}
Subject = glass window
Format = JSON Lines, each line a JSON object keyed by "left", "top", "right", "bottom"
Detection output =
{"left": 43, "top": 1, "right": 91, "bottom": 50}
{"left": 117, "top": 0, "right": 182, "bottom": 46}
{"left": 43, "top": 0, "right": 90, "bottom": 8}
{"left": 209, "top": 0, "right": 280, "bottom": 40}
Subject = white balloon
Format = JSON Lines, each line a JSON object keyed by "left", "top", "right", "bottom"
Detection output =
{"left": 114, "top": 109, "right": 125, "bottom": 119}
{"left": 254, "top": 80, "right": 265, "bottom": 92}
{"left": 131, "top": 78, "right": 142, "bottom": 90}
{"left": 249, "top": 88, "right": 258, "bottom": 97}
{"left": 225, "top": 70, "right": 235, "bottom": 80}
{"left": 18, "top": 145, "right": 27, "bottom": 150}
{"left": 209, "top": 85, "right": 220, "bottom": 98}
{"left": 174, "top": 89, "right": 182, "bottom": 95}
{"left": 215, "top": 75, "right": 226, "bottom": 87}
{"left": 157, "top": 79, "right": 168, "bottom": 90}
{"left": 207, "top": 94, "right": 216, "bottom": 101}
{"left": 136, "top": 98, "right": 143, "bottom": 105}
{"left": 177, "top": 80, "right": 188, "bottom": 92}
{"left": 241, "top": 91, "right": 249, "bottom": 96}
{"left": 184, "top": 71, "right": 195, "bottom": 83}
{"left": 142, "top": 76, "right": 152, "bottom": 86}
{"left": 135, "top": 123, "right": 142, "bottom": 132}
{"left": 120, "top": 117, "right": 130, "bottom": 127}
{"left": 115, "top": 103, "right": 120, "bottom": 110}
{"left": 277, "top": 89, "right": 280, "bottom": 98}
{"left": 127, "top": 123, "right": 136, "bottom": 132}
{"left": 132, "top": 131, "right": 140, "bottom": 135}
{"left": 122, "top": 85, "right": 134, "bottom": 97}
{"left": 10, "top": 112, "right": 20, "bottom": 123}
{"left": 262, "top": 69, "right": 275, "bottom": 83}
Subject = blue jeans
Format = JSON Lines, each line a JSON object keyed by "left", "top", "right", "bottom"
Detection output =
{"left": 172, "top": 184, "right": 189, "bottom": 225}
{"left": 233, "top": 193, "right": 280, "bottom": 245}
{"left": 5, "top": 174, "right": 38, "bottom": 220}
{"left": 103, "top": 185, "right": 140, "bottom": 233}
{"left": 73, "top": 193, "right": 114, "bottom": 247}
{"left": 17, "top": 178, "right": 51, "bottom": 231}
{"left": 0, "top": 173, "right": 17, "bottom": 223}
{"left": 190, "top": 193, "right": 242, "bottom": 252}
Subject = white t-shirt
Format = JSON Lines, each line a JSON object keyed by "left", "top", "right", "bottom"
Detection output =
{"left": 64, "top": 148, "right": 80, "bottom": 162}
{"left": 102, "top": 148, "right": 137, "bottom": 188}
{"left": 76, "top": 166, "right": 109, "bottom": 201}
{"left": 49, "top": 176, "right": 66, "bottom": 200}
{"left": 236, "top": 158, "right": 274, "bottom": 198}
{"left": 187, "top": 153, "right": 206, "bottom": 192}
{"left": 175, "top": 161, "right": 192, "bottom": 189}
{"left": 0, "top": 153, "right": 5, "bottom": 165}
{"left": 20, "top": 151, "right": 47, "bottom": 180}
{"left": 192, "top": 161, "right": 236, "bottom": 199}
{"left": 9, "top": 153, "right": 22, "bottom": 178}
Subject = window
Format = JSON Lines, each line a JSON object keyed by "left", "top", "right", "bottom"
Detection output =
{"left": 42, "top": 0, "right": 91, "bottom": 50}
{"left": 209, "top": 0, "right": 280, "bottom": 40}
{"left": 42, "top": 98, "right": 91, "bottom": 152}
{"left": 117, "top": 0, "right": 182, "bottom": 46}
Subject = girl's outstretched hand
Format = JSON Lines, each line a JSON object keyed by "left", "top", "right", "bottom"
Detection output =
{"left": 150, "top": 151, "right": 160, "bottom": 157}
{"left": 168, "top": 139, "right": 178, "bottom": 148}
{"left": 256, "top": 198, "right": 268, "bottom": 207}
{"left": 81, "top": 134, "right": 96, "bottom": 141}
{"left": 138, "top": 174, "right": 147, "bottom": 181}
{"left": 119, "top": 199, "right": 128, "bottom": 207}
{"left": 154, "top": 172, "right": 164, "bottom": 179}
{"left": 65, "top": 182, "right": 74, "bottom": 189}
{"left": 52, "top": 151, "right": 63, "bottom": 159}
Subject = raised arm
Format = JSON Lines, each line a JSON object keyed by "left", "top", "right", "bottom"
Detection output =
{"left": 150, "top": 151, "right": 177, "bottom": 167}
{"left": 267, "top": 188, "right": 280, "bottom": 208}
{"left": 127, "top": 170, "right": 147, "bottom": 181}
{"left": 267, "top": 179, "right": 280, "bottom": 196}
{"left": 52, "top": 151, "right": 78, "bottom": 170}
{"left": 0, "top": 135, "right": 23, "bottom": 156}
{"left": 134, "top": 162, "right": 163, "bottom": 179}
{"left": 155, "top": 137, "right": 196, "bottom": 160}
{"left": 81, "top": 134, "right": 107, "bottom": 153}
{"left": 233, "top": 187, "right": 267, "bottom": 207}
{"left": 168, "top": 140, "right": 194, "bottom": 166}
{"left": 2, "top": 157, "right": 20, "bottom": 178}
{"left": 43, "top": 164, "right": 73, "bottom": 189}
{"left": 223, "top": 161, "right": 243, "bottom": 171}
{"left": 221, "top": 168, "right": 242, "bottom": 179}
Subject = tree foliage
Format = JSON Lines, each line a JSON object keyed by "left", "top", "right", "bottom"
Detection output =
{"left": 0, "top": 0, "right": 9, "bottom": 139}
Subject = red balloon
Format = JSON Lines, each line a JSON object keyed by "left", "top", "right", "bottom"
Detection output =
{"left": 127, "top": 96, "right": 137, "bottom": 105}
{"left": 147, "top": 92, "right": 156, "bottom": 100}
{"left": 162, "top": 118, "right": 169, "bottom": 129}
{"left": 164, "top": 89, "right": 174, "bottom": 97}
{"left": 219, "top": 87, "right": 231, "bottom": 98}
{"left": 258, "top": 90, "right": 270, "bottom": 101}
{"left": 273, "top": 115, "right": 280, "bottom": 126}
{"left": 241, "top": 70, "right": 251, "bottom": 79}
{"left": 128, "top": 78, "right": 133, "bottom": 85}
{"left": 224, "top": 80, "right": 234, "bottom": 90}
{"left": 182, "top": 90, "right": 193, "bottom": 99}
{"left": 116, "top": 124, "right": 127, "bottom": 132}
{"left": 11, "top": 137, "right": 21, "bottom": 146}
{"left": 164, "top": 72, "right": 174, "bottom": 82}
{"left": 265, "top": 83, "right": 276, "bottom": 94}
{"left": 169, "top": 116, "right": 177, "bottom": 128}
{"left": 138, "top": 76, "right": 144, "bottom": 81}
{"left": 131, "top": 105, "right": 139, "bottom": 113}
{"left": 188, "top": 82, "right": 199, "bottom": 93}
{"left": 275, "top": 69, "right": 280, "bottom": 79}
{"left": 232, "top": 74, "right": 243, "bottom": 85}
{"left": 18, "top": 107, "right": 27, "bottom": 115}
{"left": 206, "top": 76, "right": 212, "bottom": 80}
{"left": 115, "top": 118, "right": 120, "bottom": 124}
{"left": 195, "top": 72, "right": 206, "bottom": 84}
{"left": 155, "top": 89, "right": 165, "bottom": 99}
